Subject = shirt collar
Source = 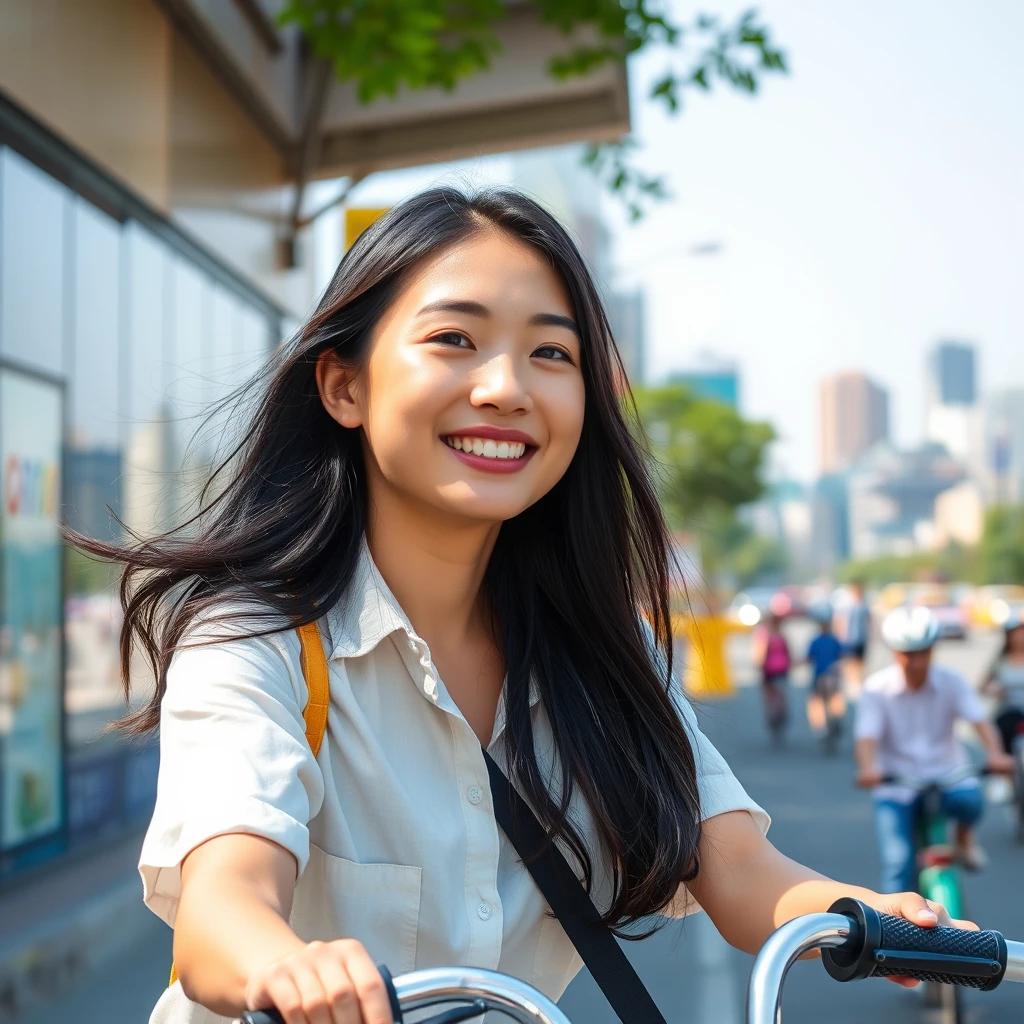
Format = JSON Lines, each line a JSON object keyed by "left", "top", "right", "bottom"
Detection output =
{"left": 325, "top": 536, "right": 542, "bottom": 712}
{"left": 325, "top": 538, "right": 416, "bottom": 661}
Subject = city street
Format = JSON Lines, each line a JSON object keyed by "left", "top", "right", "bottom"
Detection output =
{"left": 25, "top": 627, "right": 1023, "bottom": 1024}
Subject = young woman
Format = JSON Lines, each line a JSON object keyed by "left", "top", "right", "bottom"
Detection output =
{"left": 76, "top": 188, "right": 965, "bottom": 1024}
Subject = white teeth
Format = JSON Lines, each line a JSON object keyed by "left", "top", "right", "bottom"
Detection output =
{"left": 444, "top": 436, "right": 528, "bottom": 460}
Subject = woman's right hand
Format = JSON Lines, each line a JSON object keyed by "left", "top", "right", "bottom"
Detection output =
{"left": 244, "top": 938, "right": 394, "bottom": 1024}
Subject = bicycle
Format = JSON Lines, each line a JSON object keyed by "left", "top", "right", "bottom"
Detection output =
{"left": 1009, "top": 720, "right": 1024, "bottom": 843}
{"left": 877, "top": 768, "right": 990, "bottom": 1023}
{"left": 810, "top": 668, "right": 844, "bottom": 756}
{"left": 241, "top": 898, "right": 1024, "bottom": 1024}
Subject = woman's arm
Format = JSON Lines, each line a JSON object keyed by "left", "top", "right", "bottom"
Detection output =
{"left": 687, "top": 811, "right": 973, "bottom": 960}
{"left": 175, "top": 833, "right": 392, "bottom": 1024}
{"left": 175, "top": 833, "right": 304, "bottom": 1013}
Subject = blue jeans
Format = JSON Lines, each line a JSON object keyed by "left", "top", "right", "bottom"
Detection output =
{"left": 874, "top": 787, "right": 984, "bottom": 893}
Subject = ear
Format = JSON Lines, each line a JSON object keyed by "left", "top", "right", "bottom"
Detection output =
{"left": 316, "top": 349, "right": 363, "bottom": 429}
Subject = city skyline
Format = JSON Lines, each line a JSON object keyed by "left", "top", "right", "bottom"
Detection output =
{"left": 606, "top": 0, "right": 1024, "bottom": 481}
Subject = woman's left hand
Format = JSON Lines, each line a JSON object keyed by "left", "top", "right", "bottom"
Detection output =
{"left": 860, "top": 891, "right": 979, "bottom": 988}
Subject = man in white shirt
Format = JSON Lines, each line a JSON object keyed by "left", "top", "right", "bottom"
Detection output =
{"left": 854, "top": 606, "right": 1013, "bottom": 893}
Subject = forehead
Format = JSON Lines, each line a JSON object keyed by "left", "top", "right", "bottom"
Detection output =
{"left": 391, "top": 228, "right": 574, "bottom": 316}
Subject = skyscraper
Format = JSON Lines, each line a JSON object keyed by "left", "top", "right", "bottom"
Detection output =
{"left": 925, "top": 340, "right": 979, "bottom": 462}
{"left": 819, "top": 372, "right": 890, "bottom": 473}
{"left": 928, "top": 340, "right": 977, "bottom": 406}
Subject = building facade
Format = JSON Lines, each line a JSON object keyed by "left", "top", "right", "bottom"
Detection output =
{"left": 0, "top": 0, "right": 630, "bottom": 886}
{"left": 819, "top": 371, "right": 889, "bottom": 474}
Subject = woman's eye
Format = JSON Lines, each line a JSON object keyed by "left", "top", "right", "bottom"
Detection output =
{"left": 534, "top": 345, "right": 573, "bottom": 363}
{"left": 432, "top": 331, "right": 473, "bottom": 348}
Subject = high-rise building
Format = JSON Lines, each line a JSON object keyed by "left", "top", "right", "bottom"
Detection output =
{"left": 819, "top": 372, "right": 889, "bottom": 473}
{"left": 925, "top": 341, "right": 979, "bottom": 462}
{"left": 928, "top": 340, "right": 977, "bottom": 407}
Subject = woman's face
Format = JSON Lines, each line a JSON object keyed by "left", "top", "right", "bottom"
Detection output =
{"left": 321, "top": 228, "right": 586, "bottom": 526}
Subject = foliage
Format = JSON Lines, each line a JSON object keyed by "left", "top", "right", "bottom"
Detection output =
{"left": 631, "top": 383, "right": 775, "bottom": 576}
{"left": 836, "top": 545, "right": 976, "bottom": 589}
{"left": 836, "top": 506, "right": 1024, "bottom": 588}
{"left": 278, "top": 1, "right": 788, "bottom": 218}
{"left": 978, "top": 505, "right": 1024, "bottom": 584}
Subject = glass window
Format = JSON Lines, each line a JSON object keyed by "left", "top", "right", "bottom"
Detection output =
{"left": 64, "top": 198, "right": 124, "bottom": 750}
{"left": 122, "top": 223, "right": 173, "bottom": 539}
{"left": 0, "top": 148, "right": 68, "bottom": 375}
{"left": 168, "top": 256, "right": 211, "bottom": 519}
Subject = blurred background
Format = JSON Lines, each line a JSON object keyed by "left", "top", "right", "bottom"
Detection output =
{"left": 0, "top": 1, "right": 1021, "bottom": 1021}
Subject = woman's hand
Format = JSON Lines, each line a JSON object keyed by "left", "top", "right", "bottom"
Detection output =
{"left": 244, "top": 938, "right": 393, "bottom": 1024}
{"left": 858, "top": 891, "right": 978, "bottom": 988}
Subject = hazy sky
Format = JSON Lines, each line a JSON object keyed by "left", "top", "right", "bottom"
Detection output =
{"left": 339, "top": 0, "right": 1023, "bottom": 481}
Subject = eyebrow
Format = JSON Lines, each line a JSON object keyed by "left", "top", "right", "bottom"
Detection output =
{"left": 416, "top": 300, "right": 580, "bottom": 338}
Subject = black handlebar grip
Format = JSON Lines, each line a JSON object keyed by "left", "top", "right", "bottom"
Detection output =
{"left": 240, "top": 964, "right": 402, "bottom": 1024}
{"left": 822, "top": 898, "right": 1007, "bottom": 990}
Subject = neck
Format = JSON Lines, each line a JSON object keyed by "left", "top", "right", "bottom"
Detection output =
{"left": 365, "top": 496, "right": 500, "bottom": 647}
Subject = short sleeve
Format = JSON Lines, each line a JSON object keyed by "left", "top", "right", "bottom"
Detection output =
{"left": 952, "top": 673, "right": 986, "bottom": 723}
{"left": 670, "top": 680, "right": 770, "bottom": 835}
{"left": 138, "top": 609, "right": 325, "bottom": 927}
{"left": 854, "top": 689, "right": 884, "bottom": 740}
{"left": 641, "top": 618, "right": 769, "bottom": 834}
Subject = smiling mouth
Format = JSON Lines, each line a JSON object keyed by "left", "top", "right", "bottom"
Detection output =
{"left": 441, "top": 435, "right": 533, "bottom": 461}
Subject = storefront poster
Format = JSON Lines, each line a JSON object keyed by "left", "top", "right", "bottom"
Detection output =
{"left": 0, "top": 365, "right": 64, "bottom": 851}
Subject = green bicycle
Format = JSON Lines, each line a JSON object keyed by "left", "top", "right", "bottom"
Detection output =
{"left": 881, "top": 768, "right": 990, "bottom": 1024}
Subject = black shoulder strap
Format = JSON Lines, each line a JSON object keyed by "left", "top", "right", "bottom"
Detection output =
{"left": 483, "top": 752, "right": 667, "bottom": 1024}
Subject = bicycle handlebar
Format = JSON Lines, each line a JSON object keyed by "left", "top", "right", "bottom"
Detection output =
{"left": 241, "top": 965, "right": 573, "bottom": 1024}
{"left": 242, "top": 901, "right": 1024, "bottom": 1024}
{"left": 747, "top": 898, "right": 1024, "bottom": 1024}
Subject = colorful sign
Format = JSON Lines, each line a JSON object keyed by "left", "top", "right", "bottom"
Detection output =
{"left": 0, "top": 366, "right": 64, "bottom": 852}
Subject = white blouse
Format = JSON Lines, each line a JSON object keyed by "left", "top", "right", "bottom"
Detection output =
{"left": 141, "top": 542, "right": 769, "bottom": 1023}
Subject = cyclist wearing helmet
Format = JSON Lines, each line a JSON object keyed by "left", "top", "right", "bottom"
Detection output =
{"left": 854, "top": 606, "right": 1013, "bottom": 892}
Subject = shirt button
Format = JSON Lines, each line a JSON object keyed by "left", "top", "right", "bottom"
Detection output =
{"left": 467, "top": 785, "right": 483, "bottom": 805}
{"left": 477, "top": 901, "right": 492, "bottom": 921}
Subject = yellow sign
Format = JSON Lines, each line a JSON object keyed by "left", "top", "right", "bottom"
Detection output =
{"left": 345, "top": 207, "right": 390, "bottom": 249}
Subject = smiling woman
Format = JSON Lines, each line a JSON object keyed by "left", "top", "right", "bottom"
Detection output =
{"left": 67, "top": 187, "right": 961, "bottom": 1024}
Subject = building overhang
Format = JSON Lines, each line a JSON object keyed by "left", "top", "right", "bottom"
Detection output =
{"left": 157, "top": 0, "right": 631, "bottom": 181}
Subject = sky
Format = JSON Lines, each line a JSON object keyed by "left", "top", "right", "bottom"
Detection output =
{"left": 332, "top": 0, "right": 1024, "bottom": 482}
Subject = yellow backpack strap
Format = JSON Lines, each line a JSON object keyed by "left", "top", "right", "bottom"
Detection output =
{"left": 296, "top": 621, "right": 330, "bottom": 756}
{"left": 168, "top": 621, "right": 331, "bottom": 987}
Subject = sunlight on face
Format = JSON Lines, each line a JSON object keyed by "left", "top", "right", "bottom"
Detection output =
{"left": 351, "top": 228, "right": 586, "bottom": 526}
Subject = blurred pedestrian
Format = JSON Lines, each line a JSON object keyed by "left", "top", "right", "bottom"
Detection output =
{"left": 855, "top": 607, "right": 1013, "bottom": 891}
{"left": 804, "top": 613, "right": 845, "bottom": 746}
{"left": 754, "top": 612, "right": 791, "bottom": 743}
{"left": 982, "top": 616, "right": 1024, "bottom": 754}
{"left": 839, "top": 579, "right": 871, "bottom": 699}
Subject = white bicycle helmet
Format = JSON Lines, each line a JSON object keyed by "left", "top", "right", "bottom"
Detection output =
{"left": 881, "top": 605, "right": 940, "bottom": 652}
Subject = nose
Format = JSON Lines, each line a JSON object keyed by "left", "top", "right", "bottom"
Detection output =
{"left": 469, "top": 352, "right": 532, "bottom": 414}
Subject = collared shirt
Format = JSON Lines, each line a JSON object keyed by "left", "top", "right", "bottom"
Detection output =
{"left": 854, "top": 662, "right": 986, "bottom": 803}
{"left": 141, "top": 541, "right": 768, "bottom": 1023}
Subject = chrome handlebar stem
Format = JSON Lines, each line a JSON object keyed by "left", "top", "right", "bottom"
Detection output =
{"left": 746, "top": 913, "right": 853, "bottom": 1024}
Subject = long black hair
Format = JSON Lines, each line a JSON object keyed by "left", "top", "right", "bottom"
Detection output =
{"left": 70, "top": 187, "right": 701, "bottom": 933}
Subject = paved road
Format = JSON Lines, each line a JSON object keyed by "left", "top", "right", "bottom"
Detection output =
{"left": 26, "top": 629, "right": 1023, "bottom": 1023}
